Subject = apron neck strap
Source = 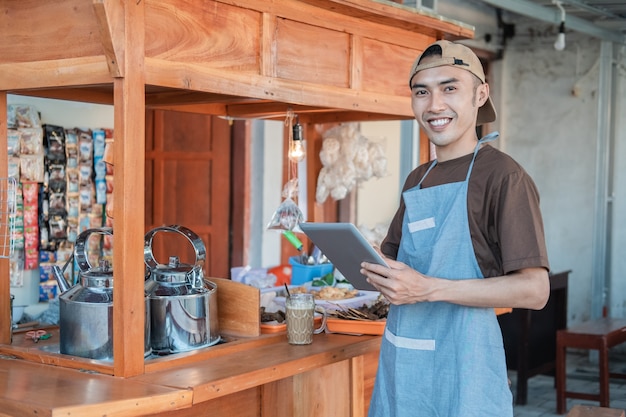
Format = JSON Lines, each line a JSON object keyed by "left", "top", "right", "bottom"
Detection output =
{"left": 465, "top": 131, "right": 500, "bottom": 181}
{"left": 417, "top": 131, "right": 500, "bottom": 186}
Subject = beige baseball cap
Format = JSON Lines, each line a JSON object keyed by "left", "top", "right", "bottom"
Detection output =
{"left": 408, "top": 40, "right": 496, "bottom": 126}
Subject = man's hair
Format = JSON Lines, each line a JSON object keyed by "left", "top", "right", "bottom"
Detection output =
{"left": 417, "top": 44, "right": 443, "bottom": 64}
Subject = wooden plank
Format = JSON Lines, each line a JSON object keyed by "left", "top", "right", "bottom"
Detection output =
{"left": 149, "top": 388, "right": 261, "bottom": 417}
{"left": 145, "top": 0, "right": 260, "bottom": 71}
{"left": 133, "top": 333, "right": 381, "bottom": 403}
{"left": 93, "top": 0, "right": 125, "bottom": 77}
{"left": 295, "top": 0, "right": 474, "bottom": 38}
{"left": 0, "top": 0, "right": 103, "bottom": 63}
{"left": 350, "top": 35, "right": 363, "bottom": 91}
{"left": 0, "top": 58, "right": 111, "bottom": 91}
{"left": 350, "top": 355, "right": 366, "bottom": 417}
{"left": 261, "top": 378, "right": 293, "bottom": 417}
{"left": 261, "top": 13, "right": 276, "bottom": 78}
{"left": 0, "top": 358, "right": 192, "bottom": 417}
{"left": 112, "top": 0, "right": 146, "bottom": 378}
{"left": 274, "top": 18, "right": 351, "bottom": 88}
{"left": 0, "top": 327, "right": 115, "bottom": 375}
{"left": 361, "top": 36, "right": 425, "bottom": 97}
{"left": 210, "top": 0, "right": 473, "bottom": 45}
{"left": 293, "top": 360, "right": 351, "bottom": 417}
{"left": 144, "top": 58, "right": 415, "bottom": 118}
{"left": 211, "top": 278, "right": 261, "bottom": 337}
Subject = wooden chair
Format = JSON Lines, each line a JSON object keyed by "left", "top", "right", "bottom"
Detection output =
{"left": 556, "top": 318, "right": 626, "bottom": 414}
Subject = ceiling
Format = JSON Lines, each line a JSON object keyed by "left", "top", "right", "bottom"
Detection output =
{"left": 477, "top": 0, "right": 626, "bottom": 44}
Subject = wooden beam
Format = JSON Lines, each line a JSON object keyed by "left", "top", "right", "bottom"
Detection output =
{"left": 145, "top": 58, "right": 414, "bottom": 118}
{"left": 93, "top": 0, "right": 125, "bottom": 77}
{"left": 112, "top": 0, "right": 146, "bottom": 378}
{"left": 0, "top": 57, "right": 111, "bottom": 91}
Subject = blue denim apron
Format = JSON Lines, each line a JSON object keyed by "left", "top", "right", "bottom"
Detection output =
{"left": 369, "top": 133, "right": 512, "bottom": 417}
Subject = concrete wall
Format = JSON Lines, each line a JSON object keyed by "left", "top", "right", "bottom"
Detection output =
{"left": 495, "top": 19, "right": 626, "bottom": 324}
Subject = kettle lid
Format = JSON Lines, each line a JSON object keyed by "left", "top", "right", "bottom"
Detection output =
{"left": 151, "top": 256, "right": 194, "bottom": 283}
{"left": 80, "top": 259, "right": 114, "bottom": 289}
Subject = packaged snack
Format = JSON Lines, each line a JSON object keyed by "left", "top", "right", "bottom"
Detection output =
{"left": 22, "top": 182, "right": 38, "bottom": 205}
{"left": 49, "top": 192, "right": 66, "bottom": 216}
{"left": 19, "top": 127, "right": 44, "bottom": 155}
{"left": 43, "top": 125, "right": 66, "bottom": 163}
{"left": 19, "top": 155, "right": 44, "bottom": 182}
{"left": 79, "top": 164, "right": 92, "bottom": 185}
{"left": 8, "top": 157, "right": 20, "bottom": 179}
{"left": 66, "top": 168, "right": 80, "bottom": 193}
{"left": 95, "top": 178, "right": 106, "bottom": 204}
{"left": 13, "top": 104, "right": 41, "bottom": 128}
{"left": 7, "top": 129, "right": 20, "bottom": 156}
{"left": 78, "top": 129, "right": 93, "bottom": 164}
{"left": 66, "top": 193, "right": 79, "bottom": 218}
{"left": 48, "top": 216, "right": 67, "bottom": 241}
{"left": 93, "top": 130, "right": 105, "bottom": 157}
{"left": 48, "top": 164, "right": 66, "bottom": 193}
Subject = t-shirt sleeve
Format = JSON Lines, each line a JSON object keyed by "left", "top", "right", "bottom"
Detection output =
{"left": 495, "top": 170, "right": 550, "bottom": 274}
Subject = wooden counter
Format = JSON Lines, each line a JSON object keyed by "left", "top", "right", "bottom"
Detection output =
{"left": 0, "top": 332, "right": 381, "bottom": 417}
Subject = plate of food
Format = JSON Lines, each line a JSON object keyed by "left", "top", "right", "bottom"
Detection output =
{"left": 272, "top": 285, "right": 380, "bottom": 310}
{"left": 325, "top": 295, "right": 389, "bottom": 335}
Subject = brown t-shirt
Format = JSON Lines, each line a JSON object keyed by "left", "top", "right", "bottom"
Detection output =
{"left": 381, "top": 144, "right": 550, "bottom": 278}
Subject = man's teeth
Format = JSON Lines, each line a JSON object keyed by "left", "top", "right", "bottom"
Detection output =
{"left": 430, "top": 118, "right": 449, "bottom": 126}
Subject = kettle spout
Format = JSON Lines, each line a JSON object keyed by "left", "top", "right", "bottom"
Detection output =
{"left": 53, "top": 265, "right": 71, "bottom": 293}
{"left": 53, "top": 255, "right": 74, "bottom": 293}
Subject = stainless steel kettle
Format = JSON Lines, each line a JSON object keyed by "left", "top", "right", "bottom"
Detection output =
{"left": 144, "top": 225, "right": 219, "bottom": 354}
{"left": 53, "top": 227, "right": 152, "bottom": 360}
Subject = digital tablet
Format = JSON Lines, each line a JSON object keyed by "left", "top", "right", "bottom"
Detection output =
{"left": 298, "top": 222, "right": 389, "bottom": 291}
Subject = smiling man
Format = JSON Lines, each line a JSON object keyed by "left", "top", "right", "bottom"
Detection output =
{"left": 361, "top": 40, "right": 551, "bottom": 416}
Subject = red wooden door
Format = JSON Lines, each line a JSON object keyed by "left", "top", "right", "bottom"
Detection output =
{"left": 145, "top": 110, "right": 231, "bottom": 279}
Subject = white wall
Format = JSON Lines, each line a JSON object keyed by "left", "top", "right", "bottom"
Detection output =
{"left": 8, "top": 95, "right": 113, "bottom": 128}
{"left": 356, "top": 121, "right": 403, "bottom": 243}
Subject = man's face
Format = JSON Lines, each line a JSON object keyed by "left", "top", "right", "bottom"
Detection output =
{"left": 409, "top": 62, "right": 488, "bottom": 155}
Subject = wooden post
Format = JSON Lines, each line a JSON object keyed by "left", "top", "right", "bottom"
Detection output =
{"left": 111, "top": 0, "right": 147, "bottom": 378}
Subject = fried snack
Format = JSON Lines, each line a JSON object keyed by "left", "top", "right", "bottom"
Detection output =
{"left": 288, "top": 285, "right": 359, "bottom": 300}
{"left": 313, "top": 286, "right": 359, "bottom": 300}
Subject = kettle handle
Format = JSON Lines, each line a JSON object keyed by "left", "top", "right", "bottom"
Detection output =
{"left": 75, "top": 227, "right": 114, "bottom": 273}
{"left": 143, "top": 225, "right": 206, "bottom": 272}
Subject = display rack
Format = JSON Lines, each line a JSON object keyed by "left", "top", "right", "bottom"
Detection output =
{"left": 0, "top": 177, "right": 17, "bottom": 259}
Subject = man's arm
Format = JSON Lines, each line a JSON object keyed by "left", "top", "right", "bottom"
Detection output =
{"left": 361, "top": 259, "right": 549, "bottom": 310}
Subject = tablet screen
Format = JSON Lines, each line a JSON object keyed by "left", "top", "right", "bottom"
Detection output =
{"left": 298, "top": 222, "right": 388, "bottom": 291}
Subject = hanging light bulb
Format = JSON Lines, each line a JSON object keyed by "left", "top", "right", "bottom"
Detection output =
{"left": 553, "top": 0, "right": 566, "bottom": 51}
{"left": 288, "top": 118, "right": 306, "bottom": 163}
{"left": 554, "top": 21, "right": 566, "bottom": 50}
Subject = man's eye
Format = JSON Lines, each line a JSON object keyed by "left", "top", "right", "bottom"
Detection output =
{"left": 413, "top": 90, "right": 427, "bottom": 96}
{"left": 444, "top": 86, "right": 456, "bottom": 92}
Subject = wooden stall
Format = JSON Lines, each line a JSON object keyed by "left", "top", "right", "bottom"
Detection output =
{"left": 0, "top": 0, "right": 473, "bottom": 415}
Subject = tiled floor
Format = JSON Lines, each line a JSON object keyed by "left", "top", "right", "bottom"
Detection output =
{"left": 511, "top": 350, "right": 626, "bottom": 417}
